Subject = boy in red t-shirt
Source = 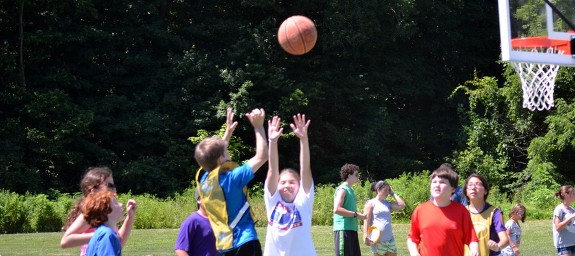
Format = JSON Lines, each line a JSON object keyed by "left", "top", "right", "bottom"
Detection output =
{"left": 407, "top": 167, "right": 479, "bottom": 256}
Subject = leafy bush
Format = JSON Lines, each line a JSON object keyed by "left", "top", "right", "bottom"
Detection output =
{"left": 0, "top": 190, "right": 27, "bottom": 233}
{"left": 386, "top": 171, "right": 432, "bottom": 222}
{"left": 127, "top": 192, "right": 195, "bottom": 229}
{"left": 24, "top": 193, "right": 63, "bottom": 232}
{"left": 312, "top": 184, "right": 336, "bottom": 226}
{"left": 0, "top": 174, "right": 563, "bottom": 233}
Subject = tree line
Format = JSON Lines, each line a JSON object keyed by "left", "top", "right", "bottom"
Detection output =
{"left": 1, "top": 0, "right": 573, "bottom": 200}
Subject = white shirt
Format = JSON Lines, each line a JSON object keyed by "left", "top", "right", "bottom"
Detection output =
{"left": 263, "top": 181, "right": 316, "bottom": 256}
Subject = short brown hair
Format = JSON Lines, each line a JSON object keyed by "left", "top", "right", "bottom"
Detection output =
{"left": 431, "top": 167, "right": 459, "bottom": 189}
{"left": 82, "top": 190, "right": 116, "bottom": 227}
{"left": 340, "top": 163, "right": 359, "bottom": 181}
{"left": 194, "top": 136, "right": 227, "bottom": 171}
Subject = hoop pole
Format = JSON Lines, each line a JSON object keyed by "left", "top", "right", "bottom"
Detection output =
{"left": 498, "top": 0, "right": 512, "bottom": 61}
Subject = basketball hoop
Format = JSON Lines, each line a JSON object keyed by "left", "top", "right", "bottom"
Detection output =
{"left": 510, "top": 36, "right": 569, "bottom": 111}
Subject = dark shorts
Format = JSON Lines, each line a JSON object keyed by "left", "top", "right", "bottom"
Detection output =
{"left": 557, "top": 245, "right": 575, "bottom": 255}
{"left": 220, "top": 240, "right": 262, "bottom": 256}
{"left": 334, "top": 230, "right": 361, "bottom": 256}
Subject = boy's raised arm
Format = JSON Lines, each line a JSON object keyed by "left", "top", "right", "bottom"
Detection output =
{"left": 222, "top": 107, "right": 238, "bottom": 143}
{"left": 266, "top": 116, "right": 283, "bottom": 195}
{"left": 290, "top": 114, "right": 312, "bottom": 193}
{"left": 245, "top": 108, "right": 268, "bottom": 172}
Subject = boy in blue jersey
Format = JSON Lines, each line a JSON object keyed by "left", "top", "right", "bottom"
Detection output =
{"left": 194, "top": 108, "right": 268, "bottom": 256}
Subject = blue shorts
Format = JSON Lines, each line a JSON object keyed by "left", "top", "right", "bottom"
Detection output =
{"left": 557, "top": 245, "right": 575, "bottom": 256}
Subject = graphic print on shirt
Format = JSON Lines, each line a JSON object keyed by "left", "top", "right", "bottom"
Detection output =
{"left": 269, "top": 201, "right": 302, "bottom": 230}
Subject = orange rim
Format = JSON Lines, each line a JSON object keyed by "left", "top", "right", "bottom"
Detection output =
{"left": 511, "top": 36, "right": 571, "bottom": 54}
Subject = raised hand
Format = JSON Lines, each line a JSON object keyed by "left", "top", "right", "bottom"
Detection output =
{"left": 245, "top": 108, "right": 265, "bottom": 128}
{"left": 268, "top": 116, "right": 283, "bottom": 143}
{"left": 226, "top": 107, "right": 238, "bottom": 134}
{"left": 125, "top": 199, "right": 137, "bottom": 218}
{"left": 223, "top": 107, "right": 238, "bottom": 142}
{"left": 289, "top": 113, "right": 310, "bottom": 140}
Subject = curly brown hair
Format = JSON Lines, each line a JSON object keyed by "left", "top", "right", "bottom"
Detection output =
{"left": 340, "top": 163, "right": 359, "bottom": 181}
{"left": 82, "top": 190, "right": 116, "bottom": 227}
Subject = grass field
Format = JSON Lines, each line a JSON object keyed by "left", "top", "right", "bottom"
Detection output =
{"left": 0, "top": 220, "right": 555, "bottom": 255}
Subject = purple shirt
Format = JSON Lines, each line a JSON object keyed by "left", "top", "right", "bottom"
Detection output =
{"left": 174, "top": 212, "right": 218, "bottom": 256}
{"left": 484, "top": 203, "right": 507, "bottom": 256}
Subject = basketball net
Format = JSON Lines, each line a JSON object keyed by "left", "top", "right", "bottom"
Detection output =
{"left": 510, "top": 47, "right": 562, "bottom": 111}
{"left": 509, "top": 35, "right": 570, "bottom": 111}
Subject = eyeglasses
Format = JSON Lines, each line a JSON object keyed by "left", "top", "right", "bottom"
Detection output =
{"left": 107, "top": 182, "right": 116, "bottom": 189}
{"left": 467, "top": 182, "right": 484, "bottom": 188}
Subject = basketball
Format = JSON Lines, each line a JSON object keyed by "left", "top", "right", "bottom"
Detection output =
{"left": 277, "top": 15, "right": 317, "bottom": 55}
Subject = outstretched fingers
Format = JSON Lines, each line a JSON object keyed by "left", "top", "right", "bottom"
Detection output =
{"left": 290, "top": 113, "right": 310, "bottom": 139}
{"left": 226, "top": 107, "right": 238, "bottom": 133}
{"left": 268, "top": 116, "right": 283, "bottom": 142}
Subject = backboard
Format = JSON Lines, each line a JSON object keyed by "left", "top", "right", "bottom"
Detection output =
{"left": 498, "top": 0, "right": 575, "bottom": 66}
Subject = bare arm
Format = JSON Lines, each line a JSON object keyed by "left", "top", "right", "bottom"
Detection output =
{"left": 389, "top": 187, "right": 406, "bottom": 211}
{"left": 245, "top": 108, "right": 268, "bottom": 172}
{"left": 60, "top": 214, "right": 92, "bottom": 248}
{"left": 505, "top": 228, "right": 519, "bottom": 254}
{"left": 406, "top": 238, "right": 420, "bottom": 256}
{"left": 488, "top": 230, "right": 509, "bottom": 252}
{"left": 266, "top": 116, "right": 283, "bottom": 195}
{"left": 554, "top": 213, "right": 575, "bottom": 231}
{"left": 333, "top": 188, "right": 367, "bottom": 220}
{"left": 290, "top": 114, "right": 311, "bottom": 193}
{"left": 117, "top": 199, "right": 137, "bottom": 246}
{"left": 222, "top": 107, "right": 238, "bottom": 143}
{"left": 363, "top": 201, "right": 373, "bottom": 245}
{"left": 468, "top": 241, "right": 480, "bottom": 256}
{"left": 175, "top": 250, "right": 190, "bottom": 256}
{"left": 61, "top": 200, "right": 137, "bottom": 248}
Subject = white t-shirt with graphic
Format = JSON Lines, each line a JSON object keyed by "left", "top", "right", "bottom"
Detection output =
{"left": 553, "top": 204, "right": 575, "bottom": 248}
{"left": 263, "top": 181, "right": 316, "bottom": 256}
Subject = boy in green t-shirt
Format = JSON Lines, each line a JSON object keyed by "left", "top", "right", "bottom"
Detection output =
{"left": 333, "top": 163, "right": 367, "bottom": 256}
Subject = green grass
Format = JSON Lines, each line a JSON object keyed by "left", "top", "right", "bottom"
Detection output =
{"left": 0, "top": 221, "right": 554, "bottom": 256}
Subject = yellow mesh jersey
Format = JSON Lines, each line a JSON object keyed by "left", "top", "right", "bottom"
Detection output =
{"left": 195, "top": 161, "right": 254, "bottom": 251}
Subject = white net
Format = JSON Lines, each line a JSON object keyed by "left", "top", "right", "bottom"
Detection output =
{"left": 510, "top": 48, "right": 562, "bottom": 111}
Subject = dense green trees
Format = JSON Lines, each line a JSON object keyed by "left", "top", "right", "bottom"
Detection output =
{"left": 3, "top": 0, "right": 572, "bottom": 200}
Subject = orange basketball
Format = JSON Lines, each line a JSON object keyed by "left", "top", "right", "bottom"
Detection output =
{"left": 277, "top": 15, "right": 317, "bottom": 55}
